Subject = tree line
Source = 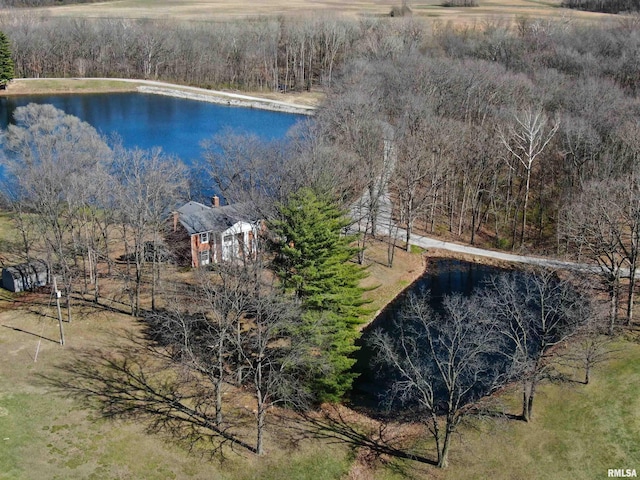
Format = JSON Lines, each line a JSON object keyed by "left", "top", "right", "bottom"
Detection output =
{"left": 0, "top": 13, "right": 364, "bottom": 91}
{"left": 302, "top": 16, "right": 640, "bottom": 327}
{"left": 2, "top": 13, "right": 640, "bottom": 93}
{"left": 562, "top": 0, "right": 640, "bottom": 13}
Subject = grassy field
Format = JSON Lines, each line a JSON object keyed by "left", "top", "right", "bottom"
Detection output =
{"left": 5, "top": 0, "right": 616, "bottom": 24}
{"left": 363, "top": 339, "right": 640, "bottom": 480}
{"left": 441, "top": 338, "right": 640, "bottom": 480}
{"left": 0, "top": 275, "right": 354, "bottom": 480}
{"left": 2, "top": 297, "right": 638, "bottom": 479}
{"left": 1, "top": 204, "right": 639, "bottom": 479}
{"left": 1, "top": 79, "right": 141, "bottom": 96}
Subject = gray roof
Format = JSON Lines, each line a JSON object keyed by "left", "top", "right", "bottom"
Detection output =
{"left": 176, "top": 201, "right": 257, "bottom": 235}
{"left": 3, "top": 260, "right": 48, "bottom": 278}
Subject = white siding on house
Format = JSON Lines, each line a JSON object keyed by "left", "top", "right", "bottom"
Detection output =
{"left": 221, "top": 221, "right": 259, "bottom": 262}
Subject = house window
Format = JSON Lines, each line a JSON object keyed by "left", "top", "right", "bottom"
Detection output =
{"left": 199, "top": 232, "right": 209, "bottom": 244}
{"left": 199, "top": 249, "right": 210, "bottom": 266}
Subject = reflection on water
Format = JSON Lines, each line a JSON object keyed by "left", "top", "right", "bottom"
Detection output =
{"left": 351, "top": 258, "right": 511, "bottom": 412}
{"left": 0, "top": 92, "right": 303, "bottom": 192}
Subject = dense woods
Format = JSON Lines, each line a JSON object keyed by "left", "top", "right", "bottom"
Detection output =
{"left": 305, "top": 16, "right": 640, "bottom": 326}
{"left": 6, "top": 11, "right": 635, "bottom": 262}
{"left": 562, "top": 0, "right": 640, "bottom": 13}
{"left": 0, "top": 14, "right": 359, "bottom": 92}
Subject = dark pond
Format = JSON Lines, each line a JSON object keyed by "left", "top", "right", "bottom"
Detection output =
{"left": 351, "top": 258, "right": 511, "bottom": 412}
{"left": 0, "top": 92, "right": 304, "bottom": 191}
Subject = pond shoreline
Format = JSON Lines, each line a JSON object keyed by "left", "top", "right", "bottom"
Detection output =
{"left": 1, "top": 78, "right": 317, "bottom": 115}
{"left": 137, "top": 85, "right": 315, "bottom": 115}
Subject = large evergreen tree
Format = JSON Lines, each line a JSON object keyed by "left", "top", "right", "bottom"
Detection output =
{"left": 0, "top": 31, "right": 14, "bottom": 88}
{"left": 269, "top": 187, "right": 368, "bottom": 402}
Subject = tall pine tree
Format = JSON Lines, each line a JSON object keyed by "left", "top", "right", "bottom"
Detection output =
{"left": 269, "top": 188, "right": 368, "bottom": 402}
{"left": 0, "top": 31, "right": 14, "bottom": 89}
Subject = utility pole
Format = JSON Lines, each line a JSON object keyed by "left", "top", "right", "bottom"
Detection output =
{"left": 54, "top": 276, "right": 65, "bottom": 346}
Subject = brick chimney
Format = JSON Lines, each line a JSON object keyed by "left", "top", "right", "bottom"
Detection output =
{"left": 172, "top": 211, "right": 179, "bottom": 232}
{"left": 212, "top": 195, "right": 220, "bottom": 208}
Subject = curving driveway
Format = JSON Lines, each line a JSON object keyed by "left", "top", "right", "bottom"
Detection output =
{"left": 364, "top": 188, "right": 632, "bottom": 277}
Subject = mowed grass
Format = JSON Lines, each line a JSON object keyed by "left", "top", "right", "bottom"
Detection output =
{"left": 454, "top": 343, "right": 640, "bottom": 480}
{"left": 0, "top": 211, "right": 638, "bottom": 479}
{"left": 0, "top": 212, "right": 18, "bottom": 264}
{"left": 10, "top": 0, "right": 616, "bottom": 24}
{"left": 1, "top": 79, "right": 140, "bottom": 96}
{"left": 369, "top": 338, "right": 640, "bottom": 480}
{"left": 0, "top": 305, "right": 353, "bottom": 480}
{"left": 3, "top": 78, "right": 326, "bottom": 109}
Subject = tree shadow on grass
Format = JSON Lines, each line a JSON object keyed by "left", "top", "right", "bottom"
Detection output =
{"left": 1, "top": 323, "right": 60, "bottom": 344}
{"left": 40, "top": 321, "right": 445, "bottom": 469}
{"left": 286, "top": 405, "right": 437, "bottom": 467}
{"left": 40, "top": 329, "right": 257, "bottom": 458}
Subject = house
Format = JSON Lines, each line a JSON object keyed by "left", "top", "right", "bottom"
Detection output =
{"left": 169, "top": 197, "right": 262, "bottom": 268}
{"left": 1, "top": 260, "right": 49, "bottom": 292}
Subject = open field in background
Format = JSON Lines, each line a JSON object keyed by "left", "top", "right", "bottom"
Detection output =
{"left": 3, "top": 0, "right": 617, "bottom": 24}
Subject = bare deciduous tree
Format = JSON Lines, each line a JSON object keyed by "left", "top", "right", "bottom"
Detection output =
{"left": 1, "top": 103, "right": 111, "bottom": 321}
{"left": 561, "top": 180, "right": 628, "bottom": 333}
{"left": 111, "top": 145, "right": 187, "bottom": 315}
{"left": 149, "top": 265, "right": 263, "bottom": 426}
{"left": 233, "top": 292, "right": 310, "bottom": 455}
{"left": 370, "top": 291, "right": 503, "bottom": 468}
{"left": 391, "top": 107, "right": 449, "bottom": 250}
{"left": 202, "top": 130, "right": 291, "bottom": 216}
{"left": 483, "top": 269, "right": 589, "bottom": 422}
{"left": 498, "top": 107, "right": 559, "bottom": 246}
{"left": 562, "top": 312, "right": 616, "bottom": 385}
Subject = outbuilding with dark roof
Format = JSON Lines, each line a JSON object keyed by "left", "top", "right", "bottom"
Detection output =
{"left": 1, "top": 260, "right": 49, "bottom": 292}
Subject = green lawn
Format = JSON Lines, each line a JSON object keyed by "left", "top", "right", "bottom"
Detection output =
{"left": 0, "top": 213, "right": 638, "bottom": 479}
{"left": 0, "top": 309, "right": 352, "bottom": 480}
{"left": 372, "top": 339, "right": 640, "bottom": 480}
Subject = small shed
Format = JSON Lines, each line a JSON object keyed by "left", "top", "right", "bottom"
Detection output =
{"left": 1, "top": 260, "right": 49, "bottom": 293}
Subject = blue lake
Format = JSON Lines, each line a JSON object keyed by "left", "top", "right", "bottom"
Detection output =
{"left": 0, "top": 92, "right": 304, "bottom": 166}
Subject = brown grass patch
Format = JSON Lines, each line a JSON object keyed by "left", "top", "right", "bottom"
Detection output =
{"left": 5, "top": 0, "right": 618, "bottom": 25}
{"left": 358, "top": 238, "right": 427, "bottom": 326}
{"left": 1, "top": 78, "right": 140, "bottom": 96}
